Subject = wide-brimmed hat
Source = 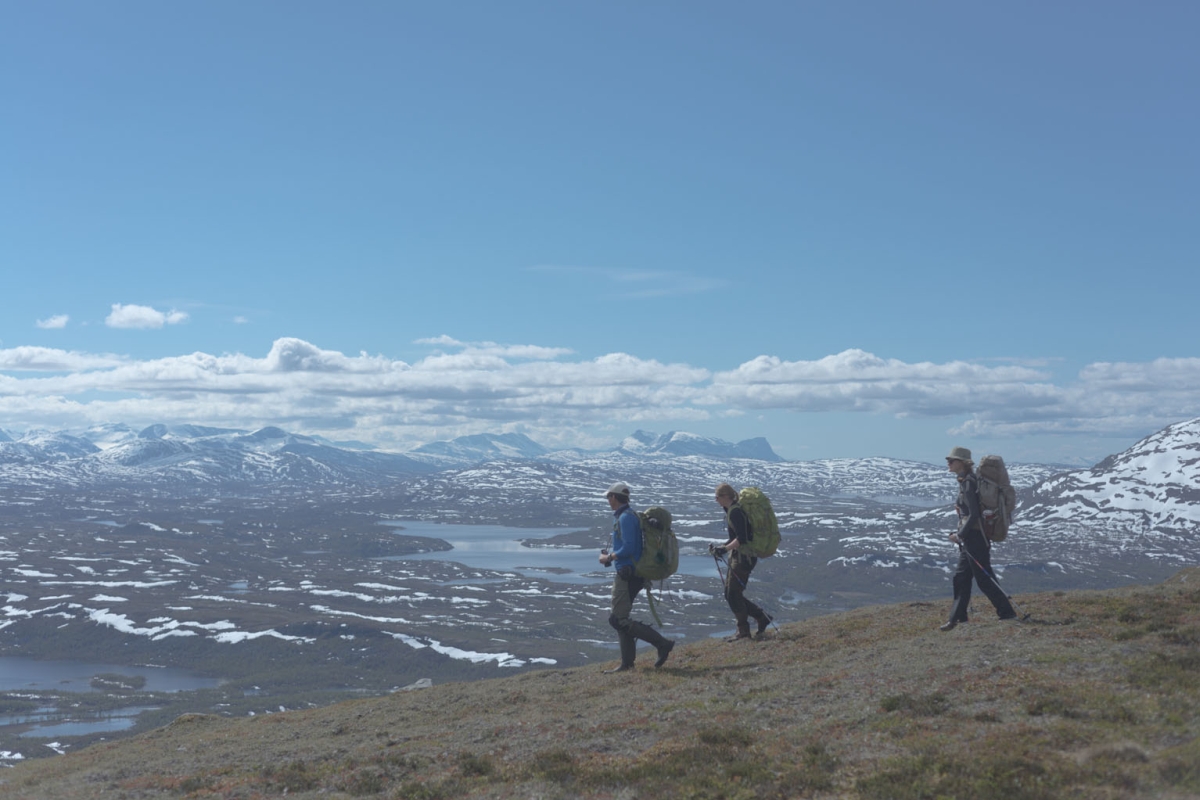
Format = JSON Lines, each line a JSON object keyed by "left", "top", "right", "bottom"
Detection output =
{"left": 604, "top": 482, "right": 631, "bottom": 498}
{"left": 945, "top": 446, "right": 973, "bottom": 463}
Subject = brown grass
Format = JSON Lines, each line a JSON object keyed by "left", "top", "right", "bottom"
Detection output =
{"left": 4, "top": 567, "right": 1200, "bottom": 799}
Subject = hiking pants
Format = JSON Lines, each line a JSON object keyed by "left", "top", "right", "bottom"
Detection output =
{"left": 724, "top": 552, "right": 766, "bottom": 633}
{"left": 609, "top": 568, "right": 646, "bottom": 630}
{"left": 949, "top": 528, "right": 1016, "bottom": 622}
{"left": 608, "top": 569, "right": 670, "bottom": 667}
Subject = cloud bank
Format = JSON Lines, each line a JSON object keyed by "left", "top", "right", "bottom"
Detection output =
{"left": 2, "top": 337, "right": 1198, "bottom": 450}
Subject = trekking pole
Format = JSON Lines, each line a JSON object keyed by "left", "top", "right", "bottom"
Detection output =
{"left": 960, "top": 539, "right": 1031, "bottom": 621}
{"left": 712, "top": 549, "right": 728, "bottom": 588}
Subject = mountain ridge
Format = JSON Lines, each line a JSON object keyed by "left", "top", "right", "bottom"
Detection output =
{"left": 1021, "top": 416, "right": 1200, "bottom": 533}
{"left": 2, "top": 417, "right": 1199, "bottom": 544}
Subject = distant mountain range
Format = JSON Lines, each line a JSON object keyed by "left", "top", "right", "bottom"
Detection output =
{"left": 0, "top": 423, "right": 429, "bottom": 487}
{"left": 3, "top": 418, "right": 1200, "bottom": 543}
{"left": 615, "top": 430, "right": 782, "bottom": 461}
{"left": 409, "top": 432, "right": 551, "bottom": 465}
{"left": 0, "top": 425, "right": 784, "bottom": 487}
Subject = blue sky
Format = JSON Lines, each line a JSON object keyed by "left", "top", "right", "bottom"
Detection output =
{"left": 3, "top": 2, "right": 1198, "bottom": 465}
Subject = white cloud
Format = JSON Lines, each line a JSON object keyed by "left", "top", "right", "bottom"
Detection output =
{"left": 703, "top": 349, "right": 1059, "bottom": 416}
{"left": 415, "top": 335, "right": 573, "bottom": 360}
{"left": 0, "top": 338, "right": 1198, "bottom": 447}
{"left": 0, "top": 346, "right": 127, "bottom": 371}
{"left": 35, "top": 315, "right": 69, "bottom": 330}
{"left": 105, "top": 304, "right": 189, "bottom": 329}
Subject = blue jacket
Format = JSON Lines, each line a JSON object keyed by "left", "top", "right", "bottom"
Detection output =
{"left": 610, "top": 504, "right": 643, "bottom": 570}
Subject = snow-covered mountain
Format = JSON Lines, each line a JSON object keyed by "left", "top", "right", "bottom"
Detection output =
{"left": 0, "top": 424, "right": 431, "bottom": 486}
{"left": 408, "top": 429, "right": 783, "bottom": 467}
{"left": 409, "top": 432, "right": 549, "bottom": 467}
{"left": 1022, "top": 417, "right": 1200, "bottom": 534}
{"left": 0, "top": 419, "right": 1072, "bottom": 505}
{"left": 617, "top": 430, "right": 782, "bottom": 461}
{"left": 5, "top": 418, "right": 1200, "bottom": 546}
{"left": 0, "top": 429, "right": 100, "bottom": 462}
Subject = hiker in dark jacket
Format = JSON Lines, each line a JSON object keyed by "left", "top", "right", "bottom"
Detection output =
{"left": 711, "top": 483, "right": 772, "bottom": 641}
{"left": 941, "top": 447, "right": 1017, "bottom": 630}
{"left": 598, "top": 482, "right": 674, "bottom": 671}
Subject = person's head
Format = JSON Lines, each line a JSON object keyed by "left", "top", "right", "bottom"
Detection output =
{"left": 715, "top": 483, "right": 738, "bottom": 510}
{"left": 945, "top": 446, "right": 974, "bottom": 476}
{"left": 605, "top": 482, "right": 631, "bottom": 510}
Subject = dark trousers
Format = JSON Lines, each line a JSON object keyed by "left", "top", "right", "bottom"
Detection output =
{"left": 949, "top": 528, "right": 1016, "bottom": 622}
{"left": 725, "top": 553, "right": 767, "bottom": 633}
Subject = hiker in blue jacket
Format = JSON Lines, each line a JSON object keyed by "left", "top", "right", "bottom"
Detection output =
{"left": 598, "top": 482, "right": 674, "bottom": 671}
{"left": 942, "top": 447, "right": 1017, "bottom": 630}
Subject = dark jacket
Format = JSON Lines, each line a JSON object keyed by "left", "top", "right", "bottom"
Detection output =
{"left": 725, "top": 503, "right": 753, "bottom": 545}
{"left": 955, "top": 472, "right": 982, "bottom": 535}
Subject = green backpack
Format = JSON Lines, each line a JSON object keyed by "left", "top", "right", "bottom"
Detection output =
{"left": 635, "top": 506, "right": 679, "bottom": 581}
{"left": 735, "top": 487, "right": 780, "bottom": 557}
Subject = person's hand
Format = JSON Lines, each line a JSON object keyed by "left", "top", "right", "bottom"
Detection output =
{"left": 598, "top": 552, "right": 611, "bottom": 566}
{"left": 949, "top": 533, "right": 960, "bottom": 544}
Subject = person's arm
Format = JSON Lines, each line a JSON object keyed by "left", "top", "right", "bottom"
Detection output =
{"left": 611, "top": 510, "right": 641, "bottom": 562}
{"left": 959, "top": 476, "right": 982, "bottom": 534}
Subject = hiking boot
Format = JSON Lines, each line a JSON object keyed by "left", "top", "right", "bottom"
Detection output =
{"left": 725, "top": 630, "right": 753, "bottom": 642}
{"left": 939, "top": 619, "right": 958, "bottom": 632}
{"left": 654, "top": 640, "right": 674, "bottom": 668}
{"left": 755, "top": 614, "right": 773, "bottom": 637}
{"left": 604, "top": 631, "right": 636, "bottom": 672}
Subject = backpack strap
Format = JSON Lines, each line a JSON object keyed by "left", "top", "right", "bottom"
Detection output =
{"left": 644, "top": 584, "right": 663, "bottom": 626}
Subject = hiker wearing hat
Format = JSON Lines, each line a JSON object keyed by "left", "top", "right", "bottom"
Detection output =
{"left": 712, "top": 483, "right": 772, "bottom": 641}
{"left": 942, "top": 447, "right": 1017, "bottom": 630}
{"left": 598, "top": 482, "right": 674, "bottom": 671}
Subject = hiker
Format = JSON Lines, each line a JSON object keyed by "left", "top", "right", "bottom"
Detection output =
{"left": 598, "top": 482, "right": 674, "bottom": 671}
{"left": 711, "top": 483, "right": 772, "bottom": 641}
{"left": 942, "top": 447, "right": 1017, "bottom": 630}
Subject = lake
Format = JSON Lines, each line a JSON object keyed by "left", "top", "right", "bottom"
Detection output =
{"left": 379, "top": 520, "right": 718, "bottom": 584}
{"left": 0, "top": 656, "right": 221, "bottom": 740}
{"left": 0, "top": 656, "right": 221, "bottom": 694}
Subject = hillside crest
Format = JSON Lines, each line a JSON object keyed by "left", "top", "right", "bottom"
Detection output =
{"left": 8, "top": 569, "right": 1200, "bottom": 799}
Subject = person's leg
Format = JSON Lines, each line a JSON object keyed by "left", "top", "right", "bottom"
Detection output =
{"left": 626, "top": 620, "right": 674, "bottom": 667}
{"left": 725, "top": 556, "right": 754, "bottom": 639}
{"left": 605, "top": 574, "right": 638, "bottom": 671}
{"left": 944, "top": 547, "right": 973, "bottom": 629}
{"left": 962, "top": 533, "right": 1016, "bottom": 619}
{"left": 734, "top": 557, "right": 772, "bottom": 635}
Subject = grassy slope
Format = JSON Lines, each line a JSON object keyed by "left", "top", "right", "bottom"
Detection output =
{"left": 4, "top": 569, "right": 1199, "bottom": 800}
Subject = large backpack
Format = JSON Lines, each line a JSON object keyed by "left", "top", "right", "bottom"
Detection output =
{"left": 635, "top": 506, "right": 679, "bottom": 581}
{"left": 735, "top": 487, "right": 780, "bottom": 557}
{"left": 977, "top": 455, "right": 1016, "bottom": 542}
